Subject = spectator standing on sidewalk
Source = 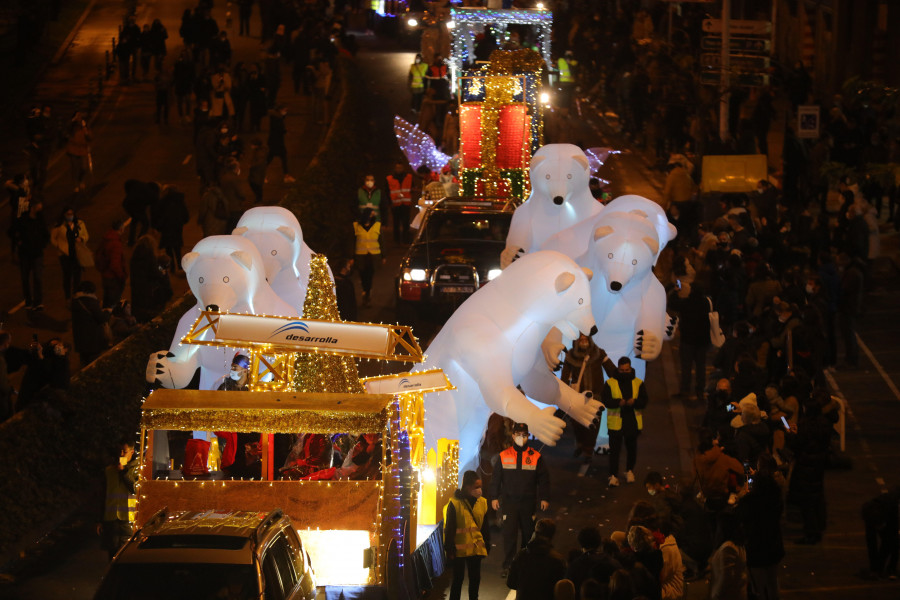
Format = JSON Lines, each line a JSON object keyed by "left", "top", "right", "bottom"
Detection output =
{"left": 602, "top": 357, "right": 648, "bottom": 487}
{"left": 154, "top": 68, "right": 173, "bottom": 125}
{"left": 859, "top": 485, "right": 900, "bottom": 580}
{"left": 130, "top": 233, "right": 172, "bottom": 322}
{"left": 149, "top": 18, "right": 167, "bottom": 72}
{"left": 122, "top": 180, "right": 153, "bottom": 247}
{"left": 219, "top": 158, "right": 248, "bottom": 231}
{"left": 96, "top": 218, "right": 128, "bottom": 309}
{"left": 65, "top": 112, "right": 92, "bottom": 193}
{"left": 14, "top": 200, "right": 49, "bottom": 311}
{"left": 71, "top": 280, "right": 110, "bottom": 366}
{"left": 98, "top": 440, "right": 139, "bottom": 560}
{"left": 50, "top": 206, "right": 89, "bottom": 301}
{"left": 838, "top": 254, "right": 865, "bottom": 369}
{"left": 173, "top": 50, "right": 194, "bottom": 123}
{"left": 153, "top": 185, "right": 190, "bottom": 271}
{"left": 238, "top": 0, "right": 253, "bottom": 36}
{"left": 443, "top": 470, "right": 490, "bottom": 600}
{"left": 507, "top": 518, "right": 567, "bottom": 600}
{"left": 489, "top": 422, "right": 551, "bottom": 578}
{"left": 267, "top": 105, "right": 295, "bottom": 183}
{"left": 668, "top": 281, "right": 711, "bottom": 401}
{"left": 247, "top": 138, "right": 267, "bottom": 204}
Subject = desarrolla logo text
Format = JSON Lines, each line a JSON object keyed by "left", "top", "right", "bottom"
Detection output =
{"left": 270, "top": 321, "right": 338, "bottom": 344}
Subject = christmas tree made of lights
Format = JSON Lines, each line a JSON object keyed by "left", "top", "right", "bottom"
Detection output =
{"left": 291, "top": 254, "right": 364, "bottom": 394}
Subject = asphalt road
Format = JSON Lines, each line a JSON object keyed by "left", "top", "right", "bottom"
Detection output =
{"left": 3, "top": 3, "right": 900, "bottom": 600}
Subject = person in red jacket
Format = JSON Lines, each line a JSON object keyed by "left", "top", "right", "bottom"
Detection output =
{"left": 96, "top": 218, "right": 128, "bottom": 308}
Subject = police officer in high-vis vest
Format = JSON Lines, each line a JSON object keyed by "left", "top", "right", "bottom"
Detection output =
{"left": 98, "top": 439, "right": 139, "bottom": 560}
{"left": 556, "top": 50, "right": 577, "bottom": 109}
{"left": 386, "top": 161, "right": 413, "bottom": 244}
{"left": 601, "top": 357, "right": 649, "bottom": 488}
{"left": 489, "top": 422, "right": 551, "bottom": 578}
{"left": 444, "top": 470, "right": 490, "bottom": 600}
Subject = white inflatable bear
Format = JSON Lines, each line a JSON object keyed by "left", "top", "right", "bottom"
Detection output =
{"left": 146, "top": 235, "right": 299, "bottom": 391}
{"left": 420, "top": 251, "right": 600, "bottom": 473}
{"left": 543, "top": 206, "right": 671, "bottom": 382}
{"left": 501, "top": 144, "right": 602, "bottom": 269}
{"left": 233, "top": 206, "right": 331, "bottom": 314}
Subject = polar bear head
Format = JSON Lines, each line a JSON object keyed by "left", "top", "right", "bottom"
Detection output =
{"left": 590, "top": 213, "right": 659, "bottom": 294}
{"left": 602, "top": 194, "right": 677, "bottom": 264}
{"left": 495, "top": 250, "right": 596, "bottom": 341}
{"left": 182, "top": 235, "right": 268, "bottom": 313}
{"left": 530, "top": 143, "right": 592, "bottom": 208}
{"left": 233, "top": 206, "right": 303, "bottom": 283}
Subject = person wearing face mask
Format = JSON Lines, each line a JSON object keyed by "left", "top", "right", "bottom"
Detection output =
{"left": 443, "top": 470, "right": 490, "bottom": 600}
{"left": 357, "top": 173, "right": 382, "bottom": 221}
{"left": 489, "top": 422, "right": 551, "bottom": 578}
{"left": 218, "top": 353, "right": 251, "bottom": 391}
{"left": 386, "top": 161, "right": 413, "bottom": 244}
{"left": 408, "top": 54, "right": 428, "bottom": 113}
{"left": 215, "top": 355, "right": 253, "bottom": 476}
{"left": 50, "top": 206, "right": 89, "bottom": 301}
{"left": 602, "top": 357, "right": 649, "bottom": 487}
{"left": 561, "top": 334, "right": 615, "bottom": 462}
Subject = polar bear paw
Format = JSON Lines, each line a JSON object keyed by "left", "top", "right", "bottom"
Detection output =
{"left": 527, "top": 406, "right": 566, "bottom": 446}
{"left": 146, "top": 351, "right": 176, "bottom": 386}
{"left": 500, "top": 246, "right": 526, "bottom": 270}
{"left": 567, "top": 391, "right": 604, "bottom": 428}
{"left": 664, "top": 313, "right": 678, "bottom": 340}
{"left": 634, "top": 330, "right": 661, "bottom": 361}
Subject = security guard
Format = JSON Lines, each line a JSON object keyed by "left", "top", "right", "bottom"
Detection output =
{"left": 601, "top": 357, "right": 649, "bottom": 487}
{"left": 98, "top": 439, "right": 139, "bottom": 560}
{"left": 556, "top": 50, "right": 577, "bottom": 109}
{"left": 444, "top": 470, "right": 490, "bottom": 600}
{"left": 489, "top": 422, "right": 550, "bottom": 578}
{"left": 386, "top": 161, "right": 413, "bottom": 244}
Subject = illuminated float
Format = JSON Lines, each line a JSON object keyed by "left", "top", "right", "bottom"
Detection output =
{"left": 136, "top": 255, "right": 457, "bottom": 596}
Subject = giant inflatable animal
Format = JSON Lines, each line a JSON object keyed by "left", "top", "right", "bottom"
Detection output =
{"left": 543, "top": 198, "right": 674, "bottom": 381}
{"left": 420, "top": 251, "right": 600, "bottom": 472}
{"left": 146, "top": 236, "right": 298, "bottom": 390}
{"left": 501, "top": 144, "right": 602, "bottom": 268}
{"left": 233, "top": 206, "right": 328, "bottom": 313}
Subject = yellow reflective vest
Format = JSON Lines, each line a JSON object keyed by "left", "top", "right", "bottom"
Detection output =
{"left": 606, "top": 378, "right": 643, "bottom": 431}
{"left": 444, "top": 495, "right": 488, "bottom": 557}
{"left": 103, "top": 463, "right": 138, "bottom": 522}
{"left": 409, "top": 62, "right": 429, "bottom": 90}
{"left": 558, "top": 57, "right": 575, "bottom": 83}
{"left": 354, "top": 222, "right": 381, "bottom": 255}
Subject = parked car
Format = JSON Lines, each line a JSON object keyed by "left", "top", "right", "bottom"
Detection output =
{"left": 395, "top": 197, "right": 513, "bottom": 321}
{"left": 94, "top": 509, "right": 316, "bottom": 600}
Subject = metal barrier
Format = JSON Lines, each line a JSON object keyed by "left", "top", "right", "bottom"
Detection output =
{"left": 831, "top": 394, "right": 846, "bottom": 452}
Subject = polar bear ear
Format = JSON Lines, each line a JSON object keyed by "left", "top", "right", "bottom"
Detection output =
{"left": 642, "top": 236, "right": 659, "bottom": 257}
{"left": 572, "top": 154, "right": 590, "bottom": 172}
{"left": 593, "top": 225, "right": 614, "bottom": 241}
{"left": 629, "top": 209, "right": 648, "bottom": 218}
{"left": 582, "top": 267, "right": 594, "bottom": 281}
{"left": 530, "top": 154, "right": 547, "bottom": 170}
{"left": 555, "top": 272, "right": 576, "bottom": 294}
{"left": 232, "top": 226, "right": 249, "bottom": 236}
{"left": 181, "top": 252, "right": 200, "bottom": 273}
{"left": 231, "top": 250, "right": 254, "bottom": 272}
{"left": 276, "top": 226, "right": 296, "bottom": 243}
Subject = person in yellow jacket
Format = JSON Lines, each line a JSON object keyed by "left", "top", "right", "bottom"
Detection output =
{"left": 408, "top": 53, "right": 428, "bottom": 113}
{"left": 97, "top": 439, "right": 139, "bottom": 560}
{"left": 444, "top": 470, "right": 490, "bottom": 600}
{"left": 556, "top": 50, "right": 577, "bottom": 109}
{"left": 601, "top": 357, "right": 649, "bottom": 487}
{"left": 353, "top": 208, "right": 384, "bottom": 306}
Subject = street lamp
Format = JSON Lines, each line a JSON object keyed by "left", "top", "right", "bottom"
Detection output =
{"left": 408, "top": 18, "right": 418, "bottom": 28}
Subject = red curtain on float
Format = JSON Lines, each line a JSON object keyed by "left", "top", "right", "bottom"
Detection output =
{"left": 460, "top": 104, "right": 482, "bottom": 169}
{"left": 496, "top": 105, "right": 529, "bottom": 170}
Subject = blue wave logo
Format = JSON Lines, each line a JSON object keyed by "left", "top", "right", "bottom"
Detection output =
{"left": 399, "top": 378, "right": 410, "bottom": 386}
{"left": 398, "top": 377, "right": 422, "bottom": 389}
{"left": 269, "top": 321, "right": 310, "bottom": 338}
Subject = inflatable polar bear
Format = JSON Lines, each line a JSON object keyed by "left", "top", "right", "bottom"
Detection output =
{"left": 233, "top": 206, "right": 332, "bottom": 314}
{"left": 542, "top": 197, "right": 675, "bottom": 382}
{"left": 146, "top": 235, "right": 298, "bottom": 391}
{"left": 419, "top": 251, "right": 601, "bottom": 473}
{"left": 500, "top": 144, "right": 602, "bottom": 269}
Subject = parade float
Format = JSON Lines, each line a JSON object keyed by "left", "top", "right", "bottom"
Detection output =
{"left": 136, "top": 254, "right": 458, "bottom": 597}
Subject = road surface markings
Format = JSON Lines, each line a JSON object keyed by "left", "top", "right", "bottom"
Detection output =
{"left": 856, "top": 333, "right": 900, "bottom": 402}
{"left": 8, "top": 301, "right": 25, "bottom": 314}
{"left": 824, "top": 369, "right": 888, "bottom": 492}
{"left": 183, "top": 154, "right": 193, "bottom": 165}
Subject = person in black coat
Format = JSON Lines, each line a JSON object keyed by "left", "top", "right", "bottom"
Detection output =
{"left": 14, "top": 200, "right": 49, "bottom": 310}
{"left": 152, "top": 185, "right": 189, "bottom": 271}
{"left": 737, "top": 453, "right": 784, "bottom": 598}
{"left": 668, "top": 281, "right": 711, "bottom": 400}
{"left": 507, "top": 518, "right": 567, "bottom": 600}
{"left": 787, "top": 393, "right": 834, "bottom": 544}
{"left": 567, "top": 526, "right": 622, "bottom": 592}
{"left": 71, "top": 280, "right": 110, "bottom": 366}
{"left": 122, "top": 179, "right": 153, "bottom": 247}
{"left": 130, "top": 233, "right": 172, "bottom": 322}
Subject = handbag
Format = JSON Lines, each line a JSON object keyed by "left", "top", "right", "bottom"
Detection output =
{"left": 74, "top": 239, "right": 94, "bottom": 268}
{"left": 708, "top": 297, "right": 726, "bottom": 348}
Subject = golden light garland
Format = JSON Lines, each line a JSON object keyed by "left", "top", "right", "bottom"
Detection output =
{"left": 485, "top": 49, "right": 545, "bottom": 76}
{"left": 292, "top": 254, "right": 364, "bottom": 394}
{"left": 142, "top": 406, "right": 388, "bottom": 434}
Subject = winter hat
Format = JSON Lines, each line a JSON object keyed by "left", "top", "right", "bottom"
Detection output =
{"left": 731, "top": 393, "right": 766, "bottom": 428}
{"left": 232, "top": 354, "right": 251, "bottom": 369}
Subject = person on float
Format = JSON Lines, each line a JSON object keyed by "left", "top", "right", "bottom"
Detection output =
{"left": 444, "top": 470, "right": 490, "bottom": 600}
{"left": 215, "top": 354, "right": 256, "bottom": 477}
{"left": 489, "top": 422, "right": 551, "bottom": 578}
{"left": 280, "top": 432, "right": 334, "bottom": 479}
{"left": 602, "top": 356, "right": 649, "bottom": 487}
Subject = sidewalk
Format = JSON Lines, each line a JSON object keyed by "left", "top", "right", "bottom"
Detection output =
{"left": 0, "top": 0, "right": 331, "bottom": 387}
